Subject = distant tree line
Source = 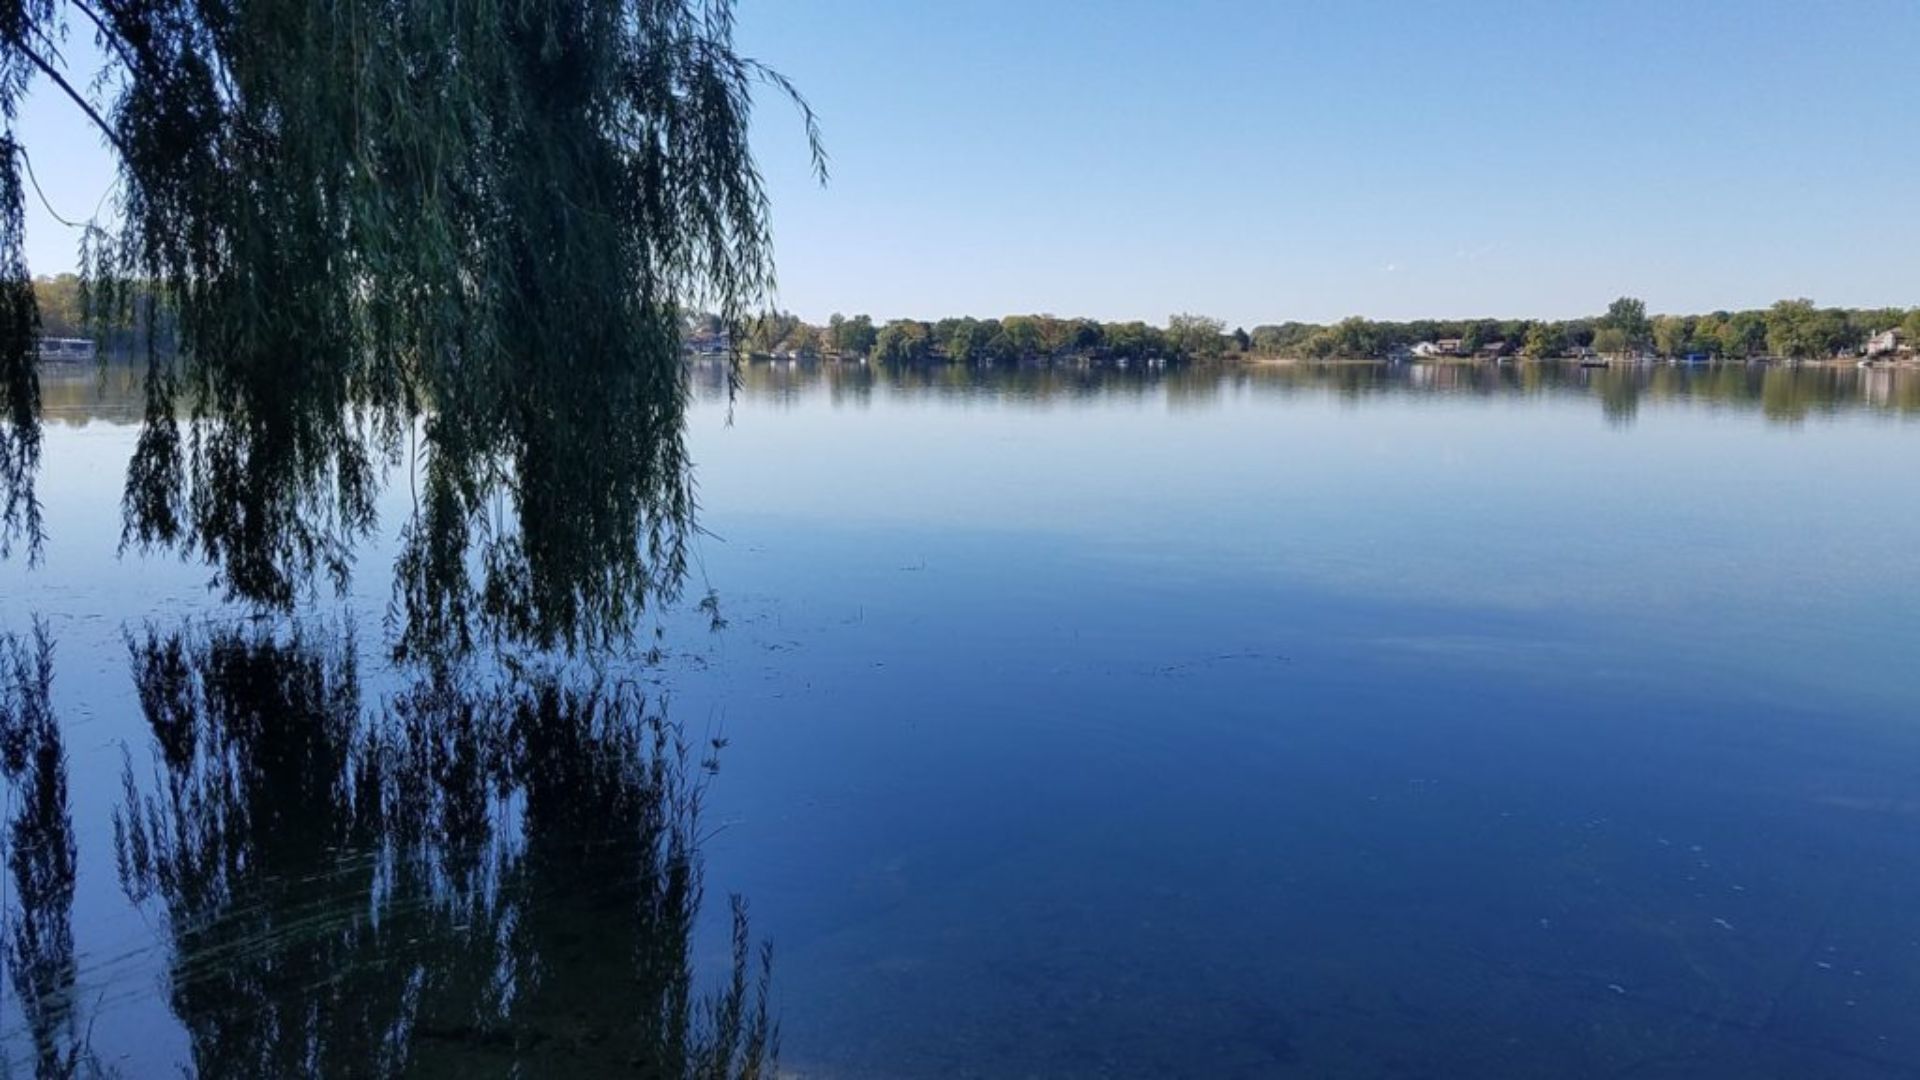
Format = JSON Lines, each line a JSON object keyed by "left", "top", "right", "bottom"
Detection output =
{"left": 701, "top": 311, "right": 1233, "bottom": 364}
{"left": 1246, "top": 297, "right": 1916, "bottom": 362}
{"left": 694, "top": 297, "right": 1918, "bottom": 368}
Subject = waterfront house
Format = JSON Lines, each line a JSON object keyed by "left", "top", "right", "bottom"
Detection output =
{"left": 1865, "top": 328, "right": 1903, "bottom": 357}
{"left": 686, "top": 330, "right": 732, "bottom": 356}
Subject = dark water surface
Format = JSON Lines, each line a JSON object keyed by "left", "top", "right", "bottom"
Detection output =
{"left": 3, "top": 360, "right": 1919, "bottom": 1078}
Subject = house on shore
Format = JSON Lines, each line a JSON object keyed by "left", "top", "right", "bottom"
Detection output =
{"left": 1410, "top": 339, "right": 1463, "bottom": 358}
{"left": 1865, "top": 328, "right": 1906, "bottom": 357}
{"left": 685, "top": 330, "right": 732, "bottom": 357}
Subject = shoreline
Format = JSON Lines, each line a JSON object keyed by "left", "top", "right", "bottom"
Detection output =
{"left": 1222, "top": 354, "right": 1920, "bottom": 369}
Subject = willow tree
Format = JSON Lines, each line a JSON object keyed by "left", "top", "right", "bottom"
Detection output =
{"left": 0, "top": 0, "right": 822, "bottom": 655}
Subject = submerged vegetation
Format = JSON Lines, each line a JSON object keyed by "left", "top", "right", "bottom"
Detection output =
{"left": 0, "top": 0, "right": 824, "bottom": 657}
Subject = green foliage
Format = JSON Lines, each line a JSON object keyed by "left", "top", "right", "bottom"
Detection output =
{"left": 0, "top": 0, "right": 824, "bottom": 657}
{"left": 934, "top": 317, "right": 980, "bottom": 364}
{"left": 1103, "top": 320, "right": 1168, "bottom": 360}
{"left": 0, "top": 137, "right": 37, "bottom": 559}
{"left": 825, "top": 313, "right": 876, "bottom": 358}
{"left": 1166, "top": 313, "right": 1226, "bottom": 360}
{"left": 871, "top": 319, "right": 934, "bottom": 364}
{"left": 1235, "top": 298, "right": 1913, "bottom": 362}
{"left": 1597, "top": 297, "right": 1650, "bottom": 353}
{"left": 1720, "top": 311, "right": 1768, "bottom": 358}
{"left": 1764, "top": 298, "right": 1841, "bottom": 359}
{"left": 742, "top": 310, "right": 815, "bottom": 357}
{"left": 1329, "top": 316, "right": 1376, "bottom": 358}
{"left": 1652, "top": 315, "right": 1689, "bottom": 358}
{"left": 764, "top": 311, "right": 1191, "bottom": 365}
{"left": 1249, "top": 322, "right": 1319, "bottom": 355}
{"left": 30, "top": 274, "right": 78, "bottom": 337}
{"left": 1520, "top": 323, "right": 1560, "bottom": 358}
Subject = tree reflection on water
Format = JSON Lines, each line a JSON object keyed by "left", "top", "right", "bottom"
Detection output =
{"left": 109, "top": 623, "right": 774, "bottom": 1078}
{"left": 0, "top": 623, "right": 92, "bottom": 1079}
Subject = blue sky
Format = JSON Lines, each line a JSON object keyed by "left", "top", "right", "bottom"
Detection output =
{"left": 18, "top": 1, "right": 1920, "bottom": 327}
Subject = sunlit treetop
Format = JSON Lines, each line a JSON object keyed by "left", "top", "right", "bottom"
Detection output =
{"left": 0, "top": 0, "right": 823, "bottom": 658}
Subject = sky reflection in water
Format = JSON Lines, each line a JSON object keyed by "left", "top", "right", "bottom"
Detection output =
{"left": 4, "top": 360, "right": 1919, "bottom": 1078}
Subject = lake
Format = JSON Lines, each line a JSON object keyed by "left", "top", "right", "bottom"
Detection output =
{"left": 3, "top": 359, "right": 1919, "bottom": 1078}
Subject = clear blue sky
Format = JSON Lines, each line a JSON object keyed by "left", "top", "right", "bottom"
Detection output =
{"left": 17, "top": 0, "right": 1920, "bottom": 327}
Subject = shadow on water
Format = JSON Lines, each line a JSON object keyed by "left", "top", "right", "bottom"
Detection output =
{"left": 0, "top": 625, "right": 92, "bottom": 1079}
{"left": 1, "top": 621, "right": 776, "bottom": 1079}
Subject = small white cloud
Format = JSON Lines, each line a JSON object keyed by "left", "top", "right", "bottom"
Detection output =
{"left": 1383, "top": 262, "right": 1399, "bottom": 273}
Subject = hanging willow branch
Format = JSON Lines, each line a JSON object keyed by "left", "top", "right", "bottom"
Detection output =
{"left": 0, "top": 0, "right": 823, "bottom": 655}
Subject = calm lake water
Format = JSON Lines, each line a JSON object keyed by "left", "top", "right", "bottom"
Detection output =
{"left": 3, "top": 360, "right": 1919, "bottom": 1078}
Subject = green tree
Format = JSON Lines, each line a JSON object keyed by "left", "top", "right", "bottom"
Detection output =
{"left": 0, "top": 0, "right": 825, "bottom": 657}
{"left": 1592, "top": 326, "right": 1628, "bottom": 356}
{"left": 938, "top": 317, "right": 984, "bottom": 364}
{"left": 1069, "top": 318, "right": 1106, "bottom": 354}
{"left": 872, "top": 320, "right": 933, "bottom": 364}
{"left": 744, "top": 310, "right": 809, "bottom": 356}
{"left": 1901, "top": 309, "right": 1920, "bottom": 346}
{"left": 1690, "top": 314, "right": 1727, "bottom": 358}
{"left": 1000, "top": 315, "right": 1044, "bottom": 359}
{"left": 828, "top": 314, "right": 877, "bottom": 358}
{"left": 1522, "top": 322, "right": 1564, "bottom": 359}
{"left": 30, "top": 275, "right": 81, "bottom": 338}
{"left": 1166, "top": 313, "right": 1226, "bottom": 360}
{"left": 1105, "top": 321, "right": 1165, "bottom": 360}
{"left": 1652, "top": 315, "right": 1691, "bottom": 358}
{"left": 1460, "top": 319, "right": 1501, "bottom": 353}
{"left": 1765, "top": 299, "right": 1825, "bottom": 359}
{"left": 1328, "top": 316, "right": 1376, "bottom": 358}
{"left": 1249, "top": 323, "right": 1319, "bottom": 356}
{"left": 1720, "top": 311, "right": 1767, "bottom": 358}
{"left": 1596, "top": 297, "right": 1650, "bottom": 355}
